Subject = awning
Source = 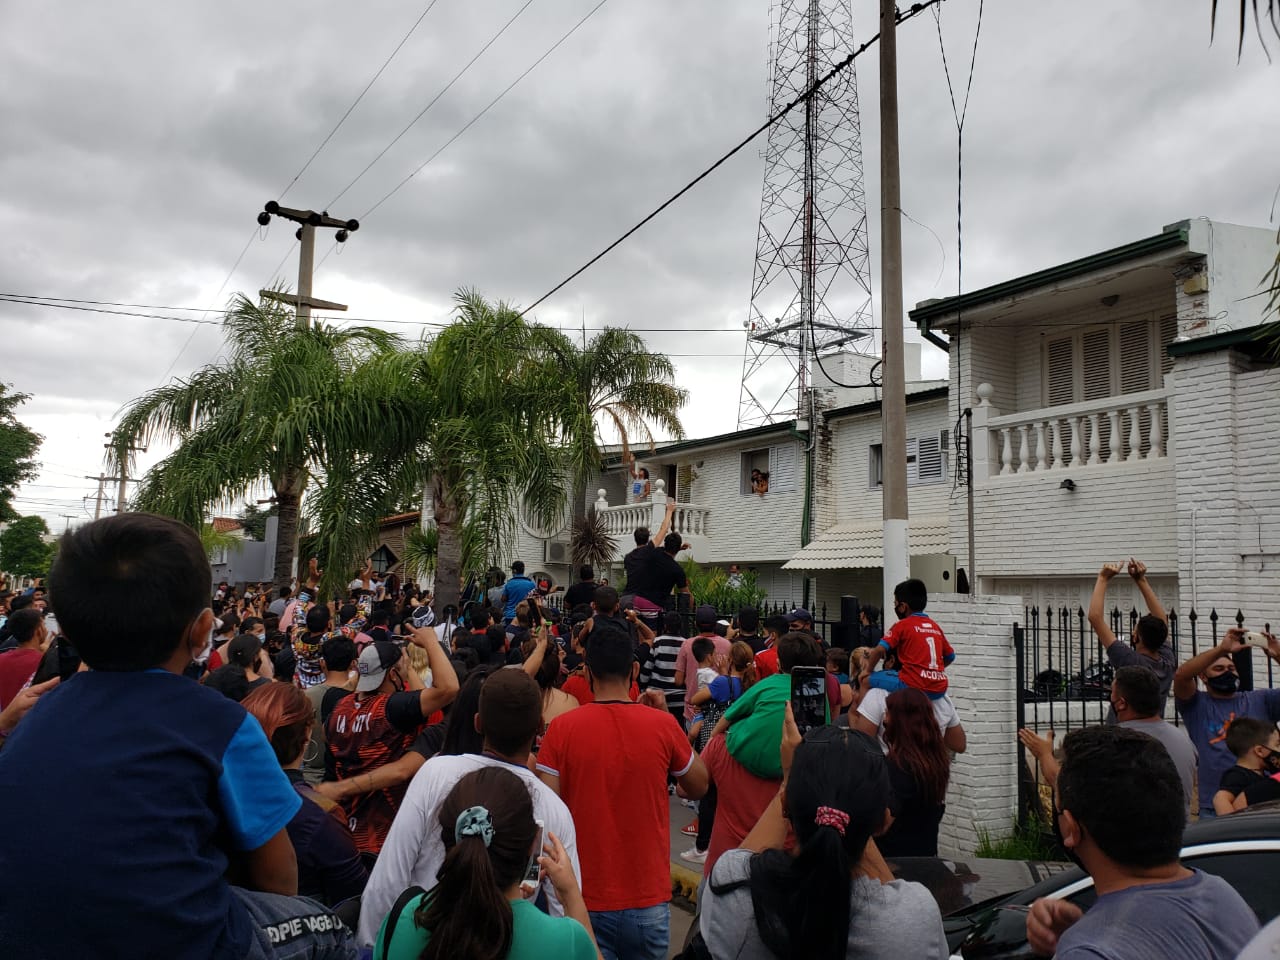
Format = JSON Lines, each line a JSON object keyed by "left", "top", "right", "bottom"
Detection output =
{"left": 782, "top": 515, "right": 950, "bottom": 571}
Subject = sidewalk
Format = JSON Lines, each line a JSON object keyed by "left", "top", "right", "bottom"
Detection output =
{"left": 668, "top": 794, "right": 702, "bottom": 957}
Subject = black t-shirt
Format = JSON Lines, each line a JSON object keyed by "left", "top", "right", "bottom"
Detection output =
{"left": 410, "top": 721, "right": 448, "bottom": 760}
{"left": 877, "top": 758, "right": 945, "bottom": 857}
{"left": 384, "top": 690, "right": 428, "bottom": 732}
{"left": 737, "top": 633, "right": 767, "bottom": 655}
{"left": 563, "top": 580, "right": 597, "bottom": 609}
{"left": 1218, "top": 765, "right": 1267, "bottom": 797}
{"left": 1243, "top": 772, "right": 1280, "bottom": 807}
{"left": 635, "top": 549, "right": 687, "bottom": 609}
{"left": 623, "top": 544, "right": 657, "bottom": 595}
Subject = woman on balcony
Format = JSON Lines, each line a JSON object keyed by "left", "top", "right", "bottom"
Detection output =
{"left": 627, "top": 452, "right": 651, "bottom": 501}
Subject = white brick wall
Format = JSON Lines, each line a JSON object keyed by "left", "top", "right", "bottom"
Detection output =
{"left": 929, "top": 594, "right": 1025, "bottom": 858}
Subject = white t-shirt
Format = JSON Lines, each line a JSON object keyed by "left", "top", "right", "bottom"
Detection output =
{"left": 356, "top": 752, "right": 581, "bottom": 947}
{"left": 696, "top": 666, "right": 719, "bottom": 689}
{"left": 856, "top": 687, "right": 960, "bottom": 753}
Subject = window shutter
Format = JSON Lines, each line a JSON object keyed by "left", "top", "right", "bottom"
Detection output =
{"left": 769, "top": 443, "right": 797, "bottom": 493}
{"left": 1081, "top": 327, "right": 1113, "bottom": 401}
{"left": 916, "top": 435, "right": 944, "bottom": 483}
{"left": 1046, "top": 336, "right": 1074, "bottom": 406}
{"left": 905, "top": 436, "right": 920, "bottom": 485}
{"left": 1118, "top": 320, "right": 1153, "bottom": 395}
{"left": 869, "top": 444, "right": 883, "bottom": 487}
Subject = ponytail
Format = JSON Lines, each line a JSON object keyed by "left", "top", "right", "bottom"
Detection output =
{"left": 413, "top": 767, "right": 536, "bottom": 960}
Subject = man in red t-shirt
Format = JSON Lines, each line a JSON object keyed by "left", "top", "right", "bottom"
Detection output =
{"left": 861, "top": 578, "right": 954, "bottom": 698}
{"left": 752, "top": 614, "right": 790, "bottom": 679}
{"left": 326, "top": 628, "right": 458, "bottom": 854}
{"left": 538, "top": 626, "right": 708, "bottom": 960}
{"left": 0, "top": 609, "right": 49, "bottom": 709}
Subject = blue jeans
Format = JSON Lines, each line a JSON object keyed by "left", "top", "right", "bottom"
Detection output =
{"left": 589, "top": 903, "right": 670, "bottom": 960}
{"left": 233, "top": 887, "right": 358, "bottom": 959}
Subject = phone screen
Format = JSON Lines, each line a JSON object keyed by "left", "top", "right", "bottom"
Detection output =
{"left": 790, "top": 666, "right": 827, "bottom": 736}
{"left": 521, "top": 820, "right": 545, "bottom": 895}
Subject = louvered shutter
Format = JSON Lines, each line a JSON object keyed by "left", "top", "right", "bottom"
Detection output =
{"left": 916, "top": 435, "right": 944, "bottom": 483}
{"left": 1046, "top": 336, "right": 1074, "bottom": 406}
{"left": 1118, "top": 320, "right": 1152, "bottom": 394}
{"left": 1081, "top": 328, "right": 1113, "bottom": 400}
{"left": 769, "top": 443, "right": 797, "bottom": 493}
{"left": 905, "top": 437, "right": 919, "bottom": 485}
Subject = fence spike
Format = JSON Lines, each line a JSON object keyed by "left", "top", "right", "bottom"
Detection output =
{"left": 1188, "top": 608, "right": 1198, "bottom": 623}
{"left": 1236, "top": 610, "right": 1245, "bottom": 627}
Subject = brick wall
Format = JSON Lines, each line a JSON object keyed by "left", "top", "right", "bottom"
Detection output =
{"left": 929, "top": 594, "right": 1024, "bottom": 857}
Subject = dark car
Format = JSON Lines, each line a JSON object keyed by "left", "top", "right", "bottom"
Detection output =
{"left": 916, "top": 803, "right": 1280, "bottom": 959}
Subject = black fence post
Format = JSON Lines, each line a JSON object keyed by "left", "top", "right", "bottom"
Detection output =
{"left": 1235, "top": 609, "right": 1254, "bottom": 691}
{"left": 1014, "top": 622, "right": 1034, "bottom": 831}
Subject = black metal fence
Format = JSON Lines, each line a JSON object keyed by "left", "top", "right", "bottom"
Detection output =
{"left": 1014, "top": 604, "right": 1276, "bottom": 827}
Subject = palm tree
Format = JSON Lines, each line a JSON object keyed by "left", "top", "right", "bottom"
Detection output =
{"left": 541, "top": 326, "right": 688, "bottom": 531}
{"left": 107, "top": 293, "right": 402, "bottom": 590}
{"left": 320, "top": 290, "right": 573, "bottom": 612}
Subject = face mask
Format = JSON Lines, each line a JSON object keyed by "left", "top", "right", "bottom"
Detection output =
{"left": 1205, "top": 672, "right": 1239, "bottom": 695}
{"left": 1052, "top": 808, "right": 1084, "bottom": 870}
{"left": 1261, "top": 748, "right": 1280, "bottom": 775}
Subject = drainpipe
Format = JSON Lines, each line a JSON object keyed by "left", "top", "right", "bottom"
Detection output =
{"left": 921, "top": 326, "right": 950, "bottom": 353}
{"left": 791, "top": 425, "right": 815, "bottom": 608}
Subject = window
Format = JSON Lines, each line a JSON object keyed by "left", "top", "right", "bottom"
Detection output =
{"left": 369, "top": 545, "right": 398, "bottom": 575}
{"left": 869, "top": 433, "right": 948, "bottom": 488}
{"left": 740, "top": 443, "right": 798, "bottom": 496}
{"left": 1042, "top": 315, "right": 1175, "bottom": 407}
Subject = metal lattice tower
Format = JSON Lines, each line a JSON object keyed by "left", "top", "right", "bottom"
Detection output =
{"left": 737, "top": 0, "right": 873, "bottom": 428}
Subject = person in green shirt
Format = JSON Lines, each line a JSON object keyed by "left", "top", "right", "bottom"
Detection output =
{"left": 374, "top": 765, "right": 600, "bottom": 960}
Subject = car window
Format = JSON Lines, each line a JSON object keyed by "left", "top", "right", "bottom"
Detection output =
{"left": 1064, "top": 885, "right": 1098, "bottom": 912}
{"left": 1185, "top": 852, "right": 1280, "bottom": 924}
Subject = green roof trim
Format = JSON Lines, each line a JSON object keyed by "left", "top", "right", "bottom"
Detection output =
{"left": 1166, "top": 322, "right": 1278, "bottom": 359}
{"left": 910, "top": 227, "right": 1191, "bottom": 330}
{"left": 823, "top": 384, "right": 949, "bottom": 421}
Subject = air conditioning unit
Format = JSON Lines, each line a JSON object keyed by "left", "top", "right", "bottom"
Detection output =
{"left": 544, "top": 540, "right": 572, "bottom": 565}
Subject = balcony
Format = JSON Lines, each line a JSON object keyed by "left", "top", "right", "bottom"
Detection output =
{"left": 595, "top": 480, "right": 711, "bottom": 559}
{"left": 973, "top": 385, "right": 1169, "bottom": 479}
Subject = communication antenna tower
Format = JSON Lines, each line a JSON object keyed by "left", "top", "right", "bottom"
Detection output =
{"left": 737, "top": 0, "right": 874, "bottom": 428}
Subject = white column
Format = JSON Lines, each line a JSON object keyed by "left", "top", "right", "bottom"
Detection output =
{"left": 1069, "top": 416, "right": 1083, "bottom": 468}
{"left": 1127, "top": 406, "right": 1142, "bottom": 462}
{"left": 1035, "top": 421, "right": 1050, "bottom": 472}
{"left": 1149, "top": 402, "right": 1165, "bottom": 458}
{"left": 1088, "top": 413, "right": 1102, "bottom": 466}
{"left": 1017, "top": 425, "right": 1032, "bottom": 474}
{"left": 1108, "top": 409, "right": 1122, "bottom": 464}
{"left": 594, "top": 488, "right": 610, "bottom": 513}
{"left": 1000, "top": 427, "right": 1014, "bottom": 476}
{"left": 971, "top": 385, "right": 998, "bottom": 483}
{"left": 650, "top": 478, "right": 668, "bottom": 534}
{"left": 1050, "top": 419, "right": 1064, "bottom": 470}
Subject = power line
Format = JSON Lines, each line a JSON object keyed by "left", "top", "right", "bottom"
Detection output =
{"left": 520, "top": 0, "right": 945, "bottom": 316}
{"left": 357, "top": 0, "right": 614, "bottom": 222}
{"left": 325, "top": 0, "right": 539, "bottom": 211}
{"left": 279, "top": 0, "right": 445, "bottom": 200}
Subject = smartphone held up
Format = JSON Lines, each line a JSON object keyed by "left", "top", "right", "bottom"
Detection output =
{"left": 790, "top": 665, "right": 827, "bottom": 737}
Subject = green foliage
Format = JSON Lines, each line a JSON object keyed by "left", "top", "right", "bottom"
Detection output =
{"left": 0, "top": 514, "right": 53, "bottom": 579}
{"left": 680, "top": 559, "right": 767, "bottom": 614}
{"left": 0, "top": 385, "right": 42, "bottom": 522}
{"left": 570, "top": 510, "right": 617, "bottom": 570}
{"left": 199, "top": 523, "right": 241, "bottom": 559}
{"left": 974, "top": 822, "right": 1062, "bottom": 861}
{"left": 235, "top": 502, "right": 276, "bottom": 541}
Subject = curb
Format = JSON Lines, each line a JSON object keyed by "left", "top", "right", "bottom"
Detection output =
{"left": 671, "top": 863, "right": 702, "bottom": 909}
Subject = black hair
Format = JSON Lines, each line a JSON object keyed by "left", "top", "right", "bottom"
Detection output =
{"left": 321, "top": 635, "right": 357, "bottom": 673}
{"left": 278, "top": 586, "right": 291, "bottom": 599}
{"left": 662, "top": 531, "right": 682, "bottom": 554}
{"left": 215, "top": 613, "right": 239, "bottom": 637}
{"left": 6, "top": 608, "right": 43, "bottom": 645}
{"left": 893, "top": 578, "right": 928, "bottom": 613}
{"left": 1134, "top": 614, "right": 1168, "bottom": 652}
{"left": 48, "top": 514, "right": 211, "bottom": 671}
{"left": 482, "top": 626, "right": 508, "bottom": 665}
{"left": 1112, "top": 665, "right": 1160, "bottom": 718}
{"left": 1225, "top": 717, "right": 1276, "bottom": 758}
{"left": 511, "top": 561, "right": 525, "bottom": 575}
{"left": 747, "top": 728, "right": 889, "bottom": 960}
{"left": 585, "top": 626, "right": 634, "bottom": 682}
{"left": 263, "top": 613, "right": 280, "bottom": 632}
{"left": 593, "top": 585, "right": 620, "bottom": 614}
{"left": 1057, "top": 726, "right": 1184, "bottom": 869}
{"left": 227, "top": 634, "right": 262, "bottom": 669}
{"left": 738, "top": 607, "right": 760, "bottom": 633}
{"left": 633, "top": 527, "right": 650, "bottom": 546}
{"left": 691, "top": 637, "right": 715, "bottom": 663}
{"left": 203, "top": 663, "right": 251, "bottom": 702}
{"left": 440, "top": 666, "right": 494, "bottom": 757}
{"left": 467, "top": 605, "right": 491, "bottom": 632}
{"left": 662, "top": 611, "right": 685, "bottom": 637}
{"left": 306, "top": 606, "right": 331, "bottom": 634}
{"left": 778, "top": 631, "right": 822, "bottom": 673}
{"left": 8, "top": 594, "right": 34, "bottom": 613}
{"left": 764, "top": 614, "right": 789, "bottom": 637}
{"left": 368, "top": 609, "right": 390, "bottom": 628}
{"left": 415, "top": 766, "right": 536, "bottom": 960}
{"left": 528, "top": 636, "right": 562, "bottom": 692}
{"left": 241, "top": 616, "right": 263, "bottom": 633}
{"left": 578, "top": 564, "right": 594, "bottom": 582}
{"left": 338, "top": 602, "right": 358, "bottom": 625}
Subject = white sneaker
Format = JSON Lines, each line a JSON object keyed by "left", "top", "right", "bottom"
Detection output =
{"left": 680, "top": 846, "right": 708, "bottom": 865}
{"left": 681, "top": 798, "right": 698, "bottom": 810}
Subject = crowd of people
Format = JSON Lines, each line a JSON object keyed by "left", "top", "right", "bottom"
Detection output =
{"left": 0, "top": 514, "right": 1278, "bottom": 960}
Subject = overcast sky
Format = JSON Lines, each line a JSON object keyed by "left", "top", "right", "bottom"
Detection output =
{"left": 2, "top": 0, "right": 1276, "bottom": 530}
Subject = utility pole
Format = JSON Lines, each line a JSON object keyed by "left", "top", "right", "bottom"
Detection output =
{"left": 103, "top": 435, "right": 147, "bottom": 514}
{"left": 257, "top": 202, "right": 359, "bottom": 328}
{"left": 879, "top": 0, "right": 910, "bottom": 618}
{"left": 84, "top": 474, "right": 108, "bottom": 520}
{"left": 59, "top": 514, "right": 77, "bottom": 534}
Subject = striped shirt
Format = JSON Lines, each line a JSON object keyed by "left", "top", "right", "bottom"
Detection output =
{"left": 640, "top": 634, "right": 686, "bottom": 712}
